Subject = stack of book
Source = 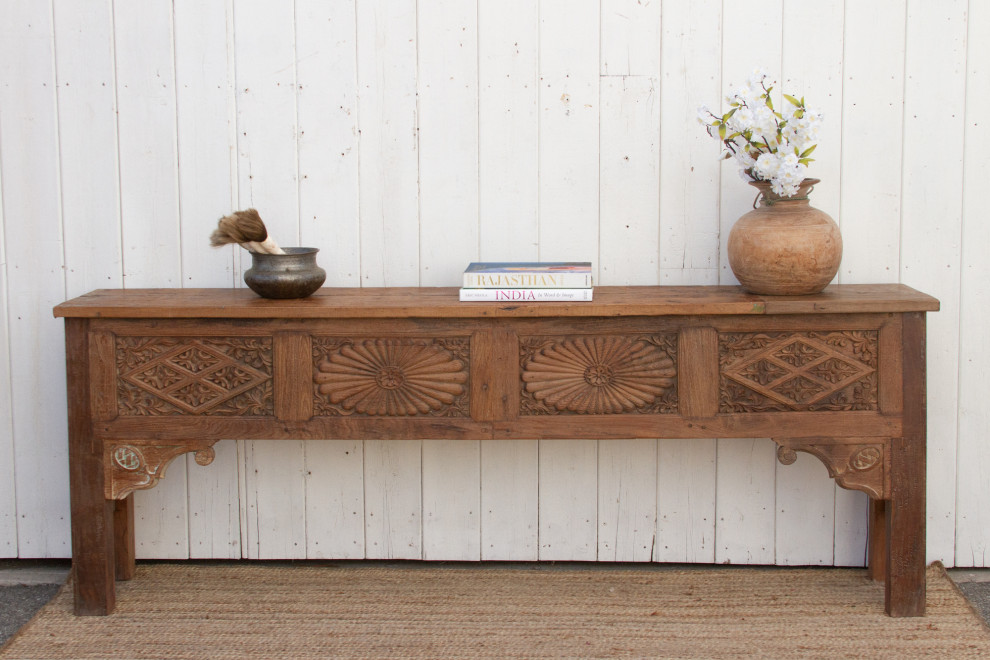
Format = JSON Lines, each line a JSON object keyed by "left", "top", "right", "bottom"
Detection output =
{"left": 458, "top": 262, "right": 594, "bottom": 301}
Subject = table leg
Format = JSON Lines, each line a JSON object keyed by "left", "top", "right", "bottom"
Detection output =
{"left": 66, "top": 318, "right": 116, "bottom": 615}
{"left": 884, "top": 312, "right": 927, "bottom": 617}
{"left": 867, "top": 499, "right": 887, "bottom": 582}
{"left": 114, "top": 495, "right": 136, "bottom": 581}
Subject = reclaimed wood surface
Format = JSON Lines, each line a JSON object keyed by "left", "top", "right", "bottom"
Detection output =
{"left": 54, "top": 284, "right": 939, "bottom": 319}
{"left": 59, "top": 286, "right": 935, "bottom": 616}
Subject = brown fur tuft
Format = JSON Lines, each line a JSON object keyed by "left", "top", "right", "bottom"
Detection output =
{"left": 210, "top": 209, "right": 269, "bottom": 247}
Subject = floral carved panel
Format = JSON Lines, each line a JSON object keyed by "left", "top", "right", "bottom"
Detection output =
{"left": 520, "top": 334, "right": 677, "bottom": 415}
{"left": 719, "top": 331, "right": 878, "bottom": 412}
{"left": 312, "top": 337, "right": 470, "bottom": 417}
{"left": 116, "top": 337, "right": 273, "bottom": 416}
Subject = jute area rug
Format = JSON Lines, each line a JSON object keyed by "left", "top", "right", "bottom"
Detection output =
{"left": 2, "top": 562, "right": 988, "bottom": 659}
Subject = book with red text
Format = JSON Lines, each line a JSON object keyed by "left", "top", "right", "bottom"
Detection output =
{"left": 462, "top": 262, "right": 592, "bottom": 289}
{"left": 459, "top": 287, "right": 593, "bottom": 302}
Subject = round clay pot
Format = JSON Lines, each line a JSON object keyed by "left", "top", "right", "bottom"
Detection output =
{"left": 727, "top": 178, "right": 842, "bottom": 295}
{"left": 244, "top": 248, "right": 326, "bottom": 299}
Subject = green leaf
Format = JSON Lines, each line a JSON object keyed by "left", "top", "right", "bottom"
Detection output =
{"left": 799, "top": 144, "right": 818, "bottom": 158}
{"left": 783, "top": 94, "right": 801, "bottom": 107}
{"left": 718, "top": 123, "right": 726, "bottom": 140}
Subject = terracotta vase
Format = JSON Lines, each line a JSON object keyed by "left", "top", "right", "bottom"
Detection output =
{"left": 727, "top": 177, "right": 842, "bottom": 295}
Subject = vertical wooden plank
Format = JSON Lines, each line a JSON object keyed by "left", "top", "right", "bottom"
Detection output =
{"left": 64, "top": 319, "right": 115, "bottom": 614}
{"left": 478, "top": 0, "right": 539, "bottom": 261}
{"left": 115, "top": 0, "right": 182, "bottom": 288}
{"left": 886, "top": 313, "right": 927, "bottom": 616}
{"left": 539, "top": 439, "right": 597, "bottom": 561}
{"left": 834, "top": 489, "right": 869, "bottom": 567}
{"left": 0, "top": 220, "right": 15, "bottom": 557}
{"left": 0, "top": 1, "right": 71, "bottom": 558}
{"left": 241, "top": 440, "right": 307, "bottom": 560}
{"left": 715, "top": 438, "right": 776, "bottom": 564}
{"left": 837, "top": 0, "right": 906, "bottom": 284}
{"left": 956, "top": 0, "right": 990, "bottom": 568}
{"left": 774, "top": 452, "right": 834, "bottom": 565}
{"left": 900, "top": 0, "right": 966, "bottom": 566}
{"left": 599, "top": 76, "right": 659, "bottom": 285}
{"left": 296, "top": 0, "right": 360, "bottom": 286}
{"left": 186, "top": 440, "right": 240, "bottom": 559}
{"left": 598, "top": 439, "right": 657, "bottom": 562}
{"left": 53, "top": 0, "right": 123, "bottom": 298}
{"left": 113, "top": 496, "right": 135, "bottom": 580}
{"left": 658, "top": 0, "right": 721, "bottom": 286}
{"left": 867, "top": 499, "right": 887, "bottom": 580}
{"left": 364, "top": 439, "right": 421, "bottom": 559}
{"left": 538, "top": 0, "right": 600, "bottom": 264}
{"left": 601, "top": 0, "right": 660, "bottom": 77}
{"left": 355, "top": 0, "right": 420, "bottom": 286}
{"left": 423, "top": 440, "right": 481, "bottom": 560}
{"left": 481, "top": 439, "right": 539, "bottom": 560}
{"left": 656, "top": 438, "right": 716, "bottom": 563}
{"left": 776, "top": 1, "right": 846, "bottom": 567}
{"left": 305, "top": 439, "right": 364, "bottom": 559}
{"left": 174, "top": 0, "right": 237, "bottom": 288}
{"left": 274, "top": 332, "right": 313, "bottom": 421}
{"left": 418, "top": 0, "right": 479, "bottom": 286}
{"left": 678, "top": 327, "right": 718, "bottom": 417}
{"left": 655, "top": 1, "right": 720, "bottom": 563}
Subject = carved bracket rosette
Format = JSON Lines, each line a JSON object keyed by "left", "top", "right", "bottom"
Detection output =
{"left": 774, "top": 438, "right": 889, "bottom": 499}
{"left": 105, "top": 441, "right": 218, "bottom": 500}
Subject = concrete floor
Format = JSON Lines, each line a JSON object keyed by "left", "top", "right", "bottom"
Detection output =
{"left": 2, "top": 561, "right": 988, "bottom": 648}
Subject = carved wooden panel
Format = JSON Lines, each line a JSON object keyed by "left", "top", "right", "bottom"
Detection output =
{"left": 719, "top": 331, "right": 878, "bottom": 412}
{"left": 775, "top": 439, "right": 888, "bottom": 499}
{"left": 519, "top": 334, "right": 677, "bottom": 415}
{"left": 116, "top": 337, "right": 273, "bottom": 416}
{"left": 106, "top": 441, "right": 217, "bottom": 499}
{"left": 312, "top": 337, "right": 470, "bottom": 416}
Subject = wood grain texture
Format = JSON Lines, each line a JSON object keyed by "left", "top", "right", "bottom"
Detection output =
{"left": 53, "top": 285, "right": 939, "bottom": 319}
{"left": 59, "top": 287, "right": 934, "bottom": 615}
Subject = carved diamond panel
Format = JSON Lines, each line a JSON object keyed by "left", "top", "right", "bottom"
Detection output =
{"left": 720, "top": 331, "right": 878, "bottom": 412}
{"left": 313, "top": 337, "right": 470, "bottom": 417}
{"left": 116, "top": 337, "right": 273, "bottom": 415}
{"left": 520, "top": 334, "right": 677, "bottom": 415}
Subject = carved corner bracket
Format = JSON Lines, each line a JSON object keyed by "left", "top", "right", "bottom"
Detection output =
{"left": 104, "top": 440, "right": 219, "bottom": 500}
{"left": 774, "top": 437, "right": 889, "bottom": 500}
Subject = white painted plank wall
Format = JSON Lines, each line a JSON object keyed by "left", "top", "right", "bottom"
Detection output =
{"left": 1, "top": 0, "right": 988, "bottom": 568}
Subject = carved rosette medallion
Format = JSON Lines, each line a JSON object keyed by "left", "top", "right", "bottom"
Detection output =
{"left": 312, "top": 338, "right": 469, "bottom": 416}
{"left": 719, "top": 331, "right": 878, "bottom": 412}
{"left": 116, "top": 337, "right": 273, "bottom": 416}
{"left": 520, "top": 335, "right": 677, "bottom": 415}
{"left": 106, "top": 442, "right": 217, "bottom": 499}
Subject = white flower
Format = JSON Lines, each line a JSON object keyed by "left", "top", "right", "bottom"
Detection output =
{"left": 700, "top": 68, "right": 821, "bottom": 197}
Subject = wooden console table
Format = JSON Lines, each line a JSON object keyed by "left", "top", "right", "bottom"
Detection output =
{"left": 54, "top": 284, "right": 938, "bottom": 616}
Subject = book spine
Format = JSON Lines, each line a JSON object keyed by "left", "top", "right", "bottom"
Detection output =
{"left": 459, "top": 288, "right": 593, "bottom": 302}
{"left": 462, "top": 272, "right": 593, "bottom": 289}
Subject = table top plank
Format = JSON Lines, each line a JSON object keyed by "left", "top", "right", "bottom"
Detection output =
{"left": 53, "top": 284, "right": 939, "bottom": 319}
